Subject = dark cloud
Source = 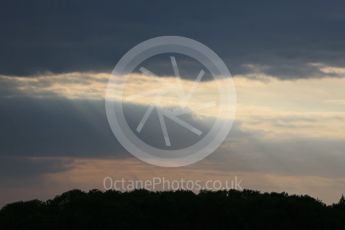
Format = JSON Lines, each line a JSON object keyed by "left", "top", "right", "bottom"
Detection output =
{"left": 0, "top": 96, "right": 126, "bottom": 157}
{"left": 0, "top": 95, "right": 215, "bottom": 158}
{"left": 0, "top": 157, "right": 73, "bottom": 187}
{"left": 1, "top": 0, "right": 345, "bottom": 78}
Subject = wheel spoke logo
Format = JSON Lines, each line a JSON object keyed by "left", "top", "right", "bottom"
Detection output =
{"left": 105, "top": 36, "right": 236, "bottom": 167}
{"left": 135, "top": 56, "right": 206, "bottom": 147}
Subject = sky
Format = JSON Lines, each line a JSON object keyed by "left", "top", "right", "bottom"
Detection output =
{"left": 1, "top": 0, "right": 345, "bottom": 206}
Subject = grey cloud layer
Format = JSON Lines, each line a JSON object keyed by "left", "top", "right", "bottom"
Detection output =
{"left": 1, "top": 92, "right": 344, "bottom": 179}
{"left": 0, "top": 97, "right": 125, "bottom": 157}
{"left": 0, "top": 157, "right": 73, "bottom": 187}
{"left": 0, "top": 95, "right": 213, "bottom": 157}
{"left": 1, "top": 0, "right": 345, "bottom": 78}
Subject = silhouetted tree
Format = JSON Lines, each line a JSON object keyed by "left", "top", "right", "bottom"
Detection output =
{"left": 1, "top": 189, "right": 345, "bottom": 229}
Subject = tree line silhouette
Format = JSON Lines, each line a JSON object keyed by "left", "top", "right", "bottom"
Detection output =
{"left": 0, "top": 189, "right": 345, "bottom": 229}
